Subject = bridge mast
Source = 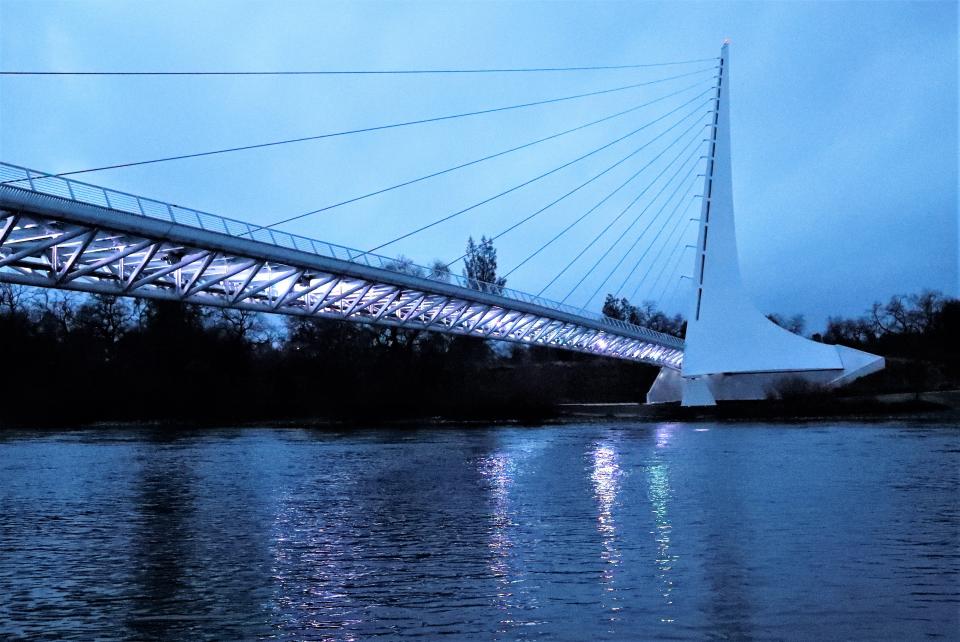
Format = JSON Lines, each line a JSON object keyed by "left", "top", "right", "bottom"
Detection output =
{"left": 648, "top": 41, "right": 884, "bottom": 406}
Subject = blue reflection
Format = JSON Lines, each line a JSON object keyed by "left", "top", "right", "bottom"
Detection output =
{"left": 649, "top": 424, "right": 678, "bottom": 624}
{"left": 269, "top": 485, "right": 363, "bottom": 640}
{"left": 2, "top": 425, "right": 956, "bottom": 640}
{"left": 591, "top": 438, "right": 623, "bottom": 621}
{"left": 478, "top": 448, "right": 534, "bottom": 634}
{"left": 481, "top": 451, "right": 514, "bottom": 587}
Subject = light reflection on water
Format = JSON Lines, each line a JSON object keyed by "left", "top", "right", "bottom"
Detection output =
{"left": 649, "top": 425, "right": 677, "bottom": 624}
{"left": 480, "top": 450, "right": 520, "bottom": 627}
{"left": 478, "top": 440, "right": 547, "bottom": 636}
{"left": 269, "top": 489, "right": 363, "bottom": 640}
{"left": 0, "top": 422, "right": 957, "bottom": 640}
{"left": 590, "top": 438, "right": 622, "bottom": 620}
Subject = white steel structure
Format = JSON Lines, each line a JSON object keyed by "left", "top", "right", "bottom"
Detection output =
{"left": 0, "top": 163, "right": 684, "bottom": 370}
{"left": 0, "top": 43, "right": 884, "bottom": 404}
{"left": 647, "top": 43, "right": 884, "bottom": 405}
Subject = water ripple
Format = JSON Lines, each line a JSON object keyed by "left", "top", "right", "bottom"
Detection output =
{"left": 0, "top": 422, "right": 957, "bottom": 639}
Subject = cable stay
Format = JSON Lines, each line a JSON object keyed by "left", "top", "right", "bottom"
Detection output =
{"left": 662, "top": 269, "right": 691, "bottom": 312}
{"left": 253, "top": 80, "right": 713, "bottom": 232}
{"left": 0, "top": 57, "right": 718, "bottom": 76}
{"left": 629, "top": 208, "right": 698, "bottom": 301}
{"left": 608, "top": 172, "right": 701, "bottom": 303}
{"left": 512, "top": 117, "right": 707, "bottom": 281}
{"left": 536, "top": 126, "right": 706, "bottom": 296}
{"left": 576, "top": 152, "right": 702, "bottom": 307}
{"left": 628, "top": 212, "right": 697, "bottom": 301}
{"left": 500, "top": 155, "right": 661, "bottom": 279}
{"left": 367, "top": 92, "right": 713, "bottom": 253}
{"left": 442, "top": 100, "right": 712, "bottom": 268}
{"left": 651, "top": 242, "right": 694, "bottom": 304}
{"left": 2, "top": 66, "right": 717, "bottom": 184}
{"left": 591, "top": 174, "right": 699, "bottom": 307}
{"left": 551, "top": 134, "right": 705, "bottom": 302}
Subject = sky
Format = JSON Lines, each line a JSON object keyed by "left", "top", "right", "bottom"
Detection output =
{"left": 1, "top": 0, "right": 956, "bottom": 331}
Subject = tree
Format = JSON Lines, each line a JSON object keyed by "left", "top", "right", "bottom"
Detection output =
{"left": 600, "top": 294, "right": 685, "bottom": 337}
{"left": 766, "top": 312, "right": 806, "bottom": 335}
{"left": 0, "top": 283, "right": 39, "bottom": 316}
{"left": 384, "top": 255, "right": 424, "bottom": 277}
{"left": 212, "top": 307, "right": 270, "bottom": 344}
{"left": 429, "top": 259, "right": 451, "bottom": 282}
{"left": 823, "top": 316, "right": 875, "bottom": 345}
{"left": 36, "top": 291, "right": 78, "bottom": 340}
{"left": 602, "top": 294, "right": 630, "bottom": 321}
{"left": 76, "top": 294, "right": 133, "bottom": 346}
{"left": 463, "top": 236, "right": 507, "bottom": 294}
{"left": 911, "top": 290, "right": 947, "bottom": 331}
{"left": 868, "top": 290, "right": 946, "bottom": 336}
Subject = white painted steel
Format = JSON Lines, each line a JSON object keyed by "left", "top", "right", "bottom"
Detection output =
{"left": 0, "top": 164, "right": 684, "bottom": 370}
{"left": 668, "top": 43, "right": 883, "bottom": 404}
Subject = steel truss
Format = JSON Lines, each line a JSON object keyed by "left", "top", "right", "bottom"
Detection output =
{"left": 0, "top": 165, "right": 684, "bottom": 369}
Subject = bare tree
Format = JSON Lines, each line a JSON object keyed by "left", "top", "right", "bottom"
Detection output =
{"left": 213, "top": 307, "right": 270, "bottom": 343}
{"left": 909, "top": 290, "right": 945, "bottom": 332}
{"left": 766, "top": 312, "right": 805, "bottom": 335}
{"left": 868, "top": 291, "right": 946, "bottom": 336}
{"left": 77, "top": 294, "right": 133, "bottom": 345}
{"left": 0, "top": 283, "right": 40, "bottom": 316}
{"left": 38, "top": 291, "right": 79, "bottom": 338}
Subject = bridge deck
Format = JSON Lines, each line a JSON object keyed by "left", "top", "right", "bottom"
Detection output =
{"left": 0, "top": 162, "right": 684, "bottom": 369}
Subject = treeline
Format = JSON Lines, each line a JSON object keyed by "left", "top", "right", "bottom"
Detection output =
{"left": 824, "top": 290, "right": 958, "bottom": 393}
{"left": 0, "top": 284, "right": 660, "bottom": 425}
{"left": 601, "top": 294, "right": 685, "bottom": 337}
{"left": 772, "top": 290, "right": 960, "bottom": 393}
{"left": 0, "top": 241, "right": 952, "bottom": 424}
{"left": 0, "top": 235, "right": 655, "bottom": 424}
{"left": 604, "top": 288, "right": 959, "bottom": 394}
{"left": 819, "top": 291, "right": 957, "bottom": 356}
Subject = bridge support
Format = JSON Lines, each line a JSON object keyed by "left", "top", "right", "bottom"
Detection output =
{"left": 648, "top": 42, "right": 884, "bottom": 406}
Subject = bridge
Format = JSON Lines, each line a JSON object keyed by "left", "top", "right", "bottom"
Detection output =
{"left": 0, "top": 43, "right": 882, "bottom": 404}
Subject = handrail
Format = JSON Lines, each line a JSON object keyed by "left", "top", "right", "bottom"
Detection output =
{"left": 0, "top": 162, "right": 684, "bottom": 349}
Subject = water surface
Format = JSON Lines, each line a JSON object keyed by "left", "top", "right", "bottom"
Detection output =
{"left": 1, "top": 422, "right": 957, "bottom": 639}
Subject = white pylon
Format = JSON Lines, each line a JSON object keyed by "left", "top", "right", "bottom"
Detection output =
{"left": 648, "top": 42, "right": 884, "bottom": 406}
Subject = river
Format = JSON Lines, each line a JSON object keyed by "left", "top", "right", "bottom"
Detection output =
{"left": 0, "top": 421, "right": 957, "bottom": 640}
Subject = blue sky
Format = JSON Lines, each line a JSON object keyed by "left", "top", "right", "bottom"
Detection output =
{"left": 1, "top": 0, "right": 956, "bottom": 330}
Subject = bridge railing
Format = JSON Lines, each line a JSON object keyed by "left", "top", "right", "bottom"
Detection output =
{"left": 0, "top": 162, "right": 683, "bottom": 348}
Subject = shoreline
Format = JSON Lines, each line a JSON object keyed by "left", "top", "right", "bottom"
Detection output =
{"left": 1, "top": 390, "right": 958, "bottom": 431}
{"left": 557, "top": 390, "right": 960, "bottom": 424}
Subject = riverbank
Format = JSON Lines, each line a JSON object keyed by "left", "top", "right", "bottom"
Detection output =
{"left": 3, "top": 390, "right": 956, "bottom": 432}
{"left": 559, "top": 390, "right": 960, "bottom": 423}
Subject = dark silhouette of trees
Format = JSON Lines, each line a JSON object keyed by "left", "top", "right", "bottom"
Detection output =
{"left": 601, "top": 294, "right": 631, "bottom": 320}
{"left": 777, "top": 289, "right": 959, "bottom": 394}
{"left": 429, "top": 260, "right": 452, "bottom": 283}
{"left": 463, "top": 236, "right": 507, "bottom": 294}
{"left": 0, "top": 281, "right": 661, "bottom": 424}
{"left": 0, "top": 283, "right": 38, "bottom": 314}
{"left": 1, "top": 241, "right": 952, "bottom": 426}
{"left": 766, "top": 313, "right": 806, "bottom": 335}
{"left": 384, "top": 255, "right": 424, "bottom": 277}
{"left": 601, "top": 294, "right": 685, "bottom": 337}
{"left": 818, "top": 290, "right": 955, "bottom": 353}
{"left": 78, "top": 294, "right": 134, "bottom": 346}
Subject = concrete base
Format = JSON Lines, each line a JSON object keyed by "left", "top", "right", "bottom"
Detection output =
{"left": 646, "top": 345, "right": 885, "bottom": 406}
{"left": 681, "top": 377, "right": 716, "bottom": 406}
